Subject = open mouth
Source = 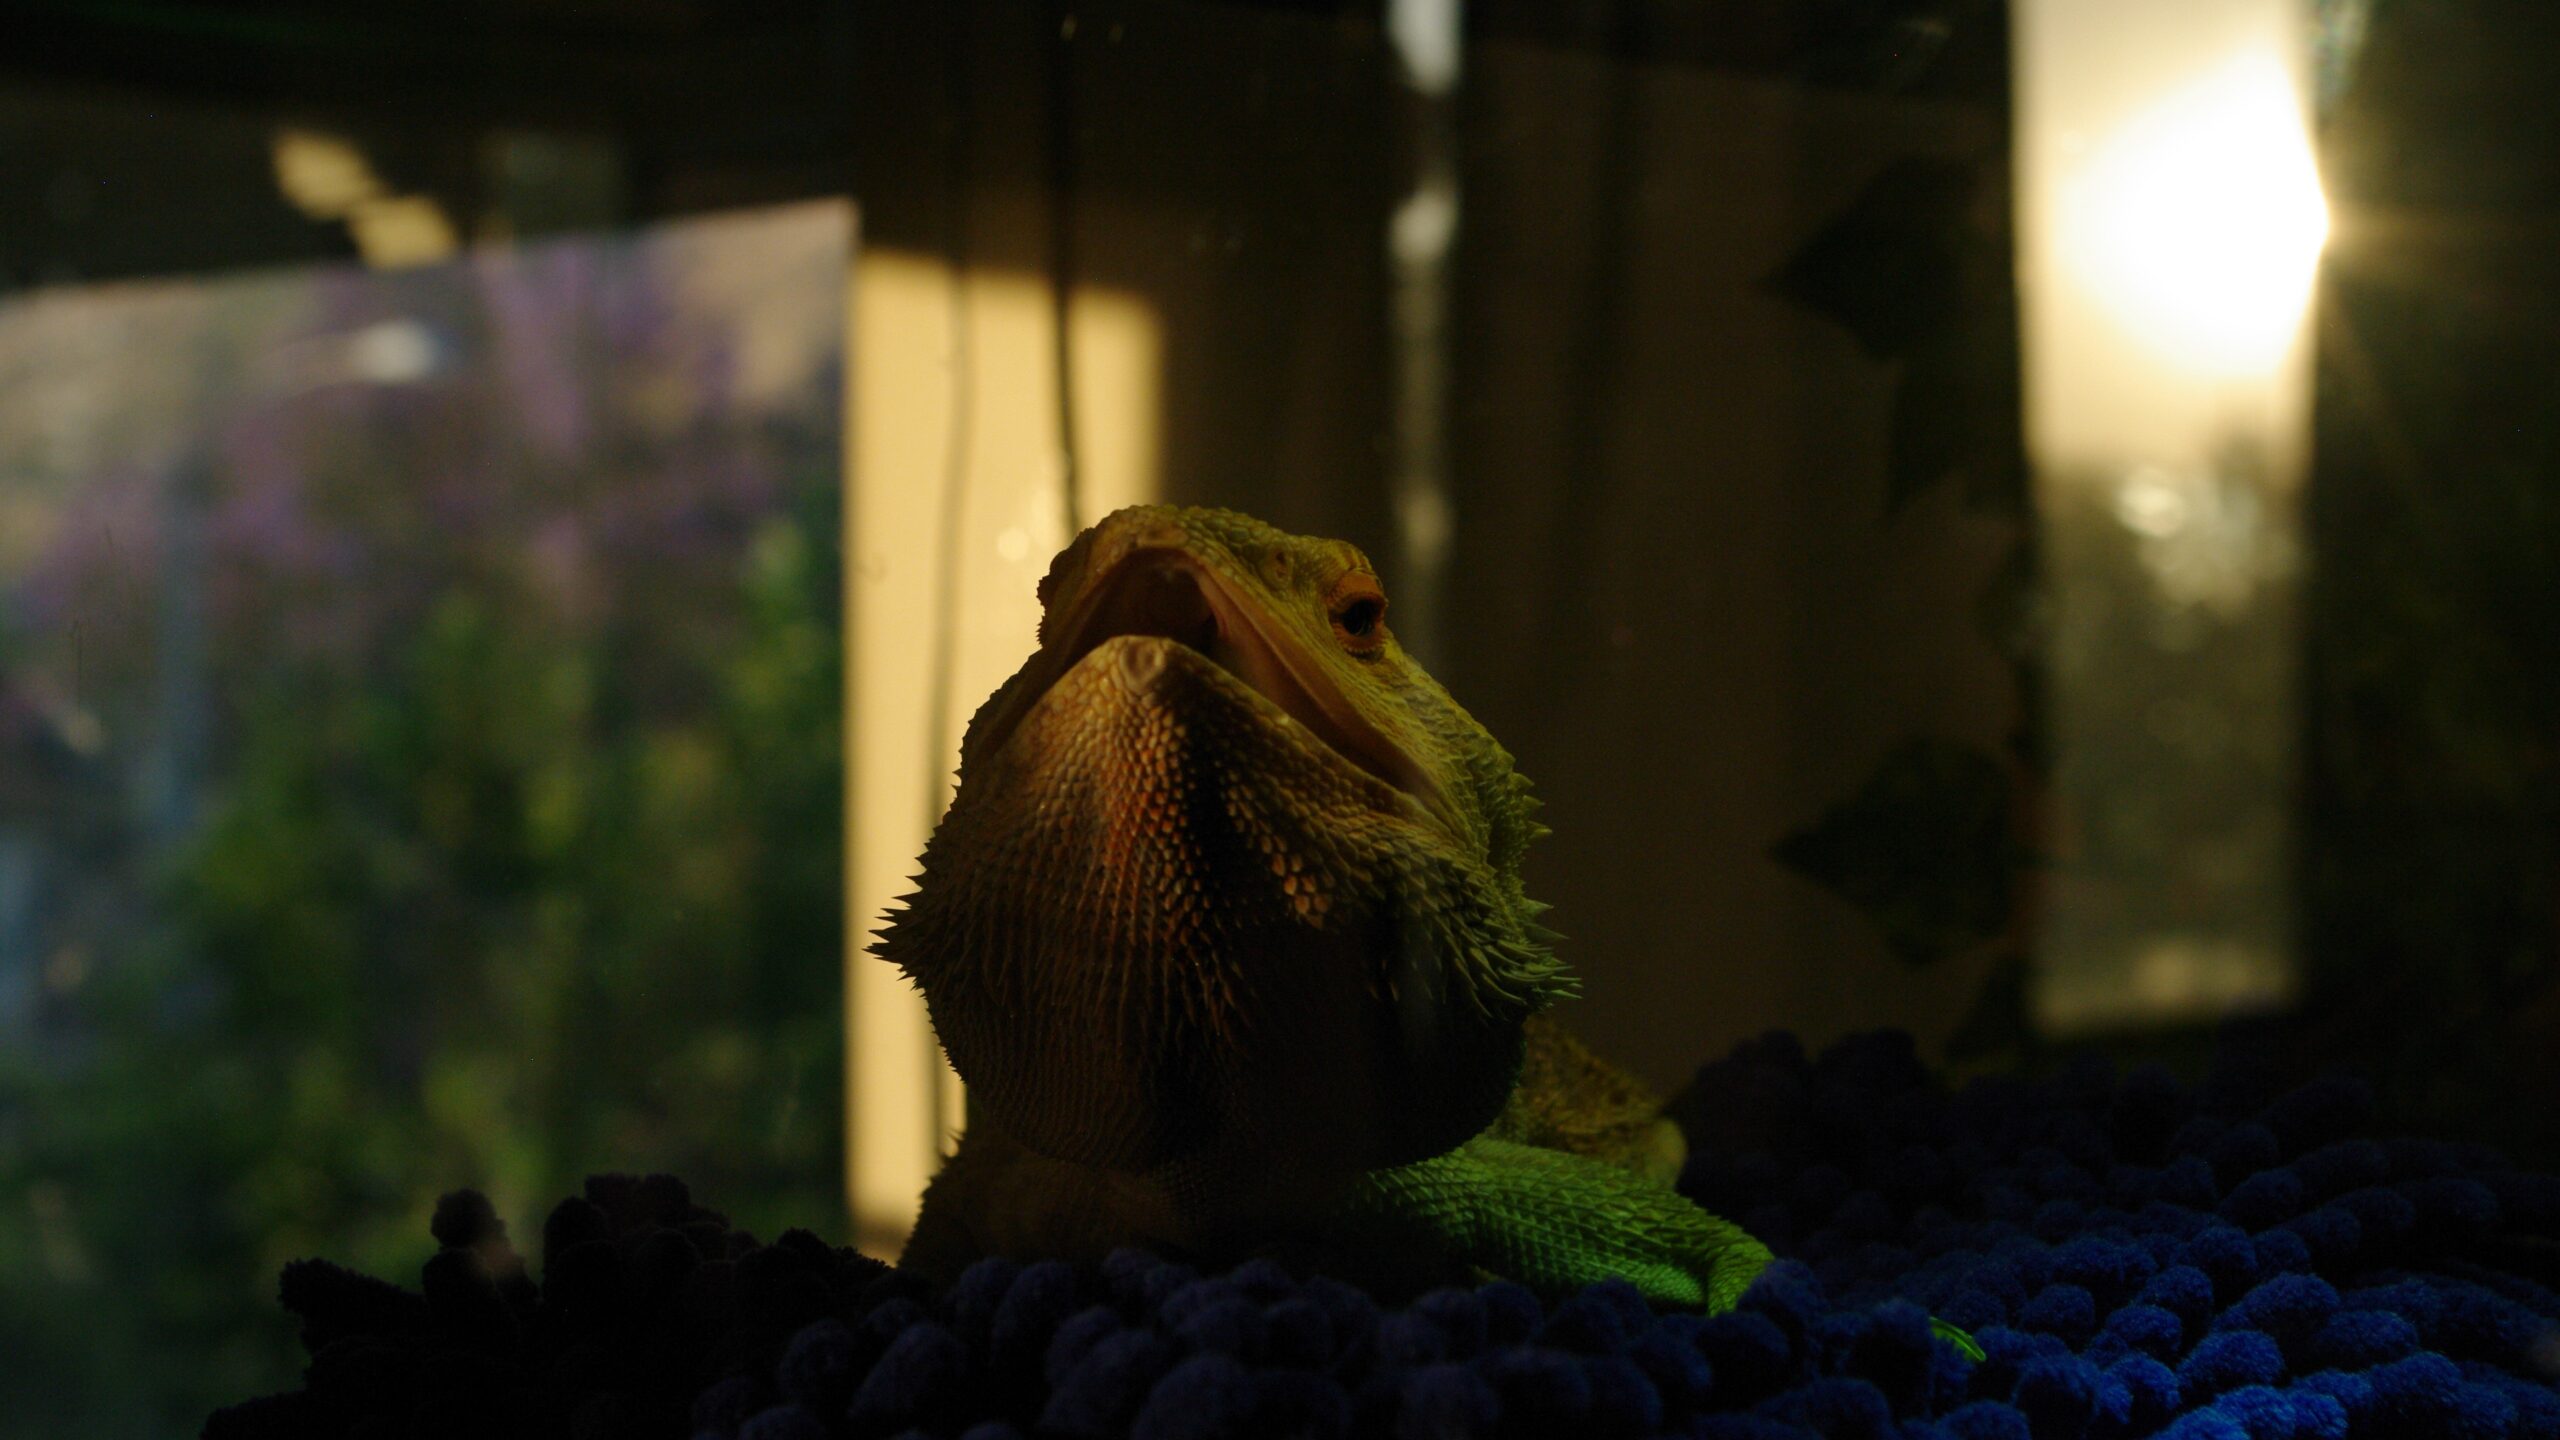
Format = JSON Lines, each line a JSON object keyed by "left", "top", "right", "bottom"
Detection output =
{"left": 969, "top": 546, "right": 1457, "bottom": 836}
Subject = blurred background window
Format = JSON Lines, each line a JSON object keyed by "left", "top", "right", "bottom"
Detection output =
{"left": 0, "top": 108, "right": 849, "bottom": 1437}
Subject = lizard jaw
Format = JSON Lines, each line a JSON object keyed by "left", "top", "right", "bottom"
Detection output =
{"left": 888, "top": 628, "right": 1534, "bottom": 1177}
{"left": 972, "top": 546, "right": 1464, "bottom": 843}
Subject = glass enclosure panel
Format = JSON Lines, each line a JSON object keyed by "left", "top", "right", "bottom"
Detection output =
{"left": 3, "top": 0, "right": 2558, "bottom": 1433}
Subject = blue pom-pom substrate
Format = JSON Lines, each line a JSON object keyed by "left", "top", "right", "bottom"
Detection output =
{"left": 209, "top": 1032, "right": 2560, "bottom": 1438}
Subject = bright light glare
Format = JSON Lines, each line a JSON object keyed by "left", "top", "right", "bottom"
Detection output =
{"left": 2062, "top": 49, "right": 2330, "bottom": 376}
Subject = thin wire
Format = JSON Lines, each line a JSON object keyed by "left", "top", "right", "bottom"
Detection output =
{"left": 1547, "top": 0, "right": 1642, "bottom": 686}
{"left": 910, "top": 0, "right": 986, "bottom": 1157}
{"left": 921, "top": 2, "right": 978, "bottom": 840}
{"left": 1045, "top": 1, "right": 1085, "bottom": 537}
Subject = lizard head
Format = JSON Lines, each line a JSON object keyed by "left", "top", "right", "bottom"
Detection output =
{"left": 874, "top": 505, "right": 1571, "bottom": 1185}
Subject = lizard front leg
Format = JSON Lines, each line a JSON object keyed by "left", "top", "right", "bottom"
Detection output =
{"left": 1491, "top": 1012, "right": 1689, "bottom": 1186}
{"left": 1340, "top": 1134, "right": 1774, "bottom": 1310}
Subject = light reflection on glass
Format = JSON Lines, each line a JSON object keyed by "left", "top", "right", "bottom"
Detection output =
{"left": 2060, "top": 49, "right": 2330, "bottom": 377}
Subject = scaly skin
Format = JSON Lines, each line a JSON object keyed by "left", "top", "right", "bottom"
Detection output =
{"left": 875, "top": 505, "right": 1771, "bottom": 1306}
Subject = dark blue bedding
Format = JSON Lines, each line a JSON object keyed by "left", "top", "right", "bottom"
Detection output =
{"left": 205, "top": 1031, "right": 2560, "bottom": 1439}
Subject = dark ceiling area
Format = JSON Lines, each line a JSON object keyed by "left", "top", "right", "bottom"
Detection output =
{"left": 0, "top": 1, "right": 850, "bottom": 137}
{"left": 0, "top": 0, "right": 854, "bottom": 287}
{"left": 0, "top": 0, "right": 1998, "bottom": 157}
{"left": 0, "top": 0, "right": 2007, "bottom": 290}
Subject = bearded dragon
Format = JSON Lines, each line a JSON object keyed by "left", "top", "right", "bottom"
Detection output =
{"left": 873, "top": 505, "right": 1772, "bottom": 1309}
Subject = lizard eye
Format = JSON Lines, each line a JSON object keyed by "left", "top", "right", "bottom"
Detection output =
{"left": 1328, "top": 576, "right": 1388, "bottom": 654}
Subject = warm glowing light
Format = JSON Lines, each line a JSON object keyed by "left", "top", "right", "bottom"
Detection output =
{"left": 272, "top": 129, "right": 380, "bottom": 218}
{"left": 345, "top": 196, "right": 461, "bottom": 270}
{"left": 2061, "top": 49, "right": 2329, "bottom": 375}
{"left": 271, "top": 127, "right": 459, "bottom": 270}
{"left": 846, "top": 249, "right": 1160, "bottom": 1258}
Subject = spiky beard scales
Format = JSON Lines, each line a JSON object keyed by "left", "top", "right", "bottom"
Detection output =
{"left": 875, "top": 632, "right": 1551, "bottom": 1192}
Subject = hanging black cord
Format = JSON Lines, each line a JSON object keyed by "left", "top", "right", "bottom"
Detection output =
{"left": 1044, "top": 1, "right": 1085, "bottom": 537}
{"left": 921, "top": 1, "right": 979, "bottom": 839}
{"left": 1540, "top": 0, "right": 1644, "bottom": 688}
